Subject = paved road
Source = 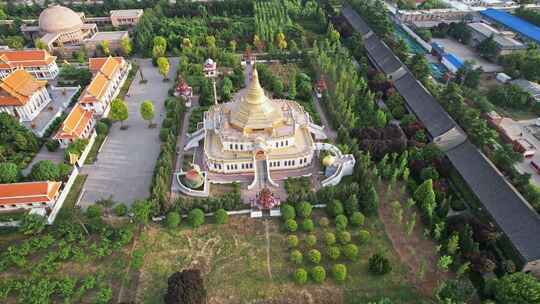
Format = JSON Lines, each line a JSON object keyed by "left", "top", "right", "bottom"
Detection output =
{"left": 79, "top": 58, "right": 179, "bottom": 208}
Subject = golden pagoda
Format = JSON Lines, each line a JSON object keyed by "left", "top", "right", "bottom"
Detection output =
{"left": 230, "top": 69, "right": 284, "bottom": 133}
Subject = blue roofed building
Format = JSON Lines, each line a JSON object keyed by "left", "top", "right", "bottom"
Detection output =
{"left": 480, "top": 8, "right": 540, "bottom": 45}
{"left": 442, "top": 53, "right": 464, "bottom": 73}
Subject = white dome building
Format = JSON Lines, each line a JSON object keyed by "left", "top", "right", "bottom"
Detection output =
{"left": 35, "top": 5, "right": 97, "bottom": 50}
{"left": 21, "top": 5, "right": 129, "bottom": 57}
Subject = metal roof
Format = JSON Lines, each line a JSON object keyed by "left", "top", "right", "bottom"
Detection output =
{"left": 480, "top": 8, "right": 540, "bottom": 44}
{"left": 447, "top": 141, "right": 540, "bottom": 263}
{"left": 393, "top": 72, "right": 456, "bottom": 137}
{"left": 364, "top": 35, "right": 403, "bottom": 75}
{"left": 443, "top": 53, "right": 464, "bottom": 70}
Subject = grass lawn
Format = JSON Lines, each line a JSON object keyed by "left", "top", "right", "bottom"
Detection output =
{"left": 85, "top": 134, "right": 106, "bottom": 164}
{"left": 135, "top": 214, "right": 427, "bottom": 304}
{"left": 55, "top": 174, "right": 87, "bottom": 221}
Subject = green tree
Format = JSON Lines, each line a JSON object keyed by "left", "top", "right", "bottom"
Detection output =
{"left": 214, "top": 209, "right": 229, "bottom": 224}
{"left": 181, "top": 38, "right": 192, "bottom": 52}
{"left": 120, "top": 37, "right": 133, "bottom": 56}
{"left": 368, "top": 253, "right": 392, "bottom": 275}
{"left": 414, "top": 179, "right": 437, "bottom": 220}
{"left": 294, "top": 268, "right": 308, "bottom": 284}
{"left": 228, "top": 40, "right": 237, "bottom": 52}
{"left": 29, "top": 160, "right": 60, "bottom": 181}
{"left": 0, "top": 162, "right": 19, "bottom": 183}
{"left": 100, "top": 40, "right": 110, "bottom": 56}
{"left": 290, "top": 249, "right": 303, "bottom": 265}
{"left": 408, "top": 54, "right": 430, "bottom": 83}
{"left": 188, "top": 208, "right": 205, "bottom": 228}
{"left": 110, "top": 99, "right": 129, "bottom": 128}
{"left": 280, "top": 204, "right": 296, "bottom": 220}
{"left": 35, "top": 39, "right": 47, "bottom": 50}
{"left": 132, "top": 199, "right": 153, "bottom": 225}
{"left": 166, "top": 211, "right": 181, "bottom": 229}
{"left": 297, "top": 201, "right": 313, "bottom": 218}
{"left": 275, "top": 32, "right": 287, "bottom": 51}
{"left": 494, "top": 272, "right": 540, "bottom": 304}
{"left": 221, "top": 77, "right": 233, "bottom": 102}
{"left": 362, "top": 184, "right": 379, "bottom": 215}
{"left": 375, "top": 110, "right": 387, "bottom": 128}
{"left": 311, "top": 266, "right": 326, "bottom": 283}
{"left": 157, "top": 57, "right": 170, "bottom": 80}
{"left": 477, "top": 34, "right": 498, "bottom": 59}
{"left": 140, "top": 100, "right": 155, "bottom": 127}
{"left": 332, "top": 264, "right": 347, "bottom": 282}
{"left": 308, "top": 249, "right": 322, "bottom": 264}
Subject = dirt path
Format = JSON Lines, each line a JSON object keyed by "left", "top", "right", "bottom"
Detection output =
{"left": 377, "top": 184, "right": 452, "bottom": 297}
{"left": 264, "top": 219, "right": 273, "bottom": 280}
{"left": 117, "top": 225, "right": 142, "bottom": 303}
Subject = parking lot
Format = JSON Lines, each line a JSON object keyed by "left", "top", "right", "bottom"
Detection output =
{"left": 432, "top": 38, "right": 503, "bottom": 73}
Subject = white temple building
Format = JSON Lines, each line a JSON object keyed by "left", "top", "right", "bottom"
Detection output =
{"left": 183, "top": 67, "right": 355, "bottom": 192}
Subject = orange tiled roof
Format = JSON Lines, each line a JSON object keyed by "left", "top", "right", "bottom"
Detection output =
{"left": 88, "top": 56, "right": 124, "bottom": 77}
{"left": 0, "top": 181, "right": 61, "bottom": 206}
{"left": 0, "top": 50, "right": 56, "bottom": 70}
{"left": 0, "top": 70, "right": 47, "bottom": 106}
{"left": 79, "top": 72, "right": 109, "bottom": 104}
{"left": 54, "top": 104, "right": 94, "bottom": 140}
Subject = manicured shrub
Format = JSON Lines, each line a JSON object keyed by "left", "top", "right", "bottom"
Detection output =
{"left": 332, "top": 264, "right": 347, "bottom": 282}
{"left": 305, "top": 234, "right": 317, "bottom": 247}
{"left": 327, "top": 199, "right": 344, "bottom": 217}
{"left": 214, "top": 208, "right": 228, "bottom": 224}
{"left": 29, "top": 160, "right": 59, "bottom": 181}
{"left": 160, "top": 128, "right": 170, "bottom": 141}
{"left": 297, "top": 201, "right": 313, "bottom": 218}
{"left": 285, "top": 219, "right": 298, "bottom": 232}
{"left": 337, "top": 231, "right": 351, "bottom": 245}
{"left": 113, "top": 203, "right": 128, "bottom": 216}
{"left": 166, "top": 211, "right": 181, "bottom": 229}
{"left": 308, "top": 249, "right": 321, "bottom": 264}
{"left": 311, "top": 266, "right": 326, "bottom": 283}
{"left": 324, "top": 232, "right": 336, "bottom": 246}
{"left": 281, "top": 204, "right": 296, "bottom": 220}
{"left": 0, "top": 162, "right": 19, "bottom": 183}
{"left": 358, "top": 230, "right": 371, "bottom": 244}
{"left": 368, "top": 253, "right": 392, "bottom": 275}
{"left": 327, "top": 246, "right": 341, "bottom": 260}
{"left": 188, "top": 208, "right": 205, "bottom": 228}
{"left": 96, "top": 121, "right": 109, "bottom": 135}
{"left": 86, "top": 205, "right": 103, "bottom": 219}
{"left": 335, "top": 214, "right": 348, "bottom": 230}
{"left": 287, "top": 235, "right": 299, "bottom": 248}
{"left": 301, "top": 219, "right": 314, "bottom": 232}
{"left": 290, "top": 250, "right": 303, "bottom": 265}
{"left": 350, "top": 211, "right": 365, "bottom": 226}
{"left": 343, "top": 244, "right": 359, "bottom": 261}
{"left": 294, "top": 268, "right": 308, "bottom": 284}
{"left": 318, "top": 217, "right": 330, "bottom": 228}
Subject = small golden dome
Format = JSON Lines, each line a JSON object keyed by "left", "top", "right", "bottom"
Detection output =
{"left": 322, "top": 155, "right": 336, "bottom": 167}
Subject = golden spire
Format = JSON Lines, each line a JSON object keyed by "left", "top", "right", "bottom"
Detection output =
{"left": 245, "top": 68, "right": 265, "bottom": 105}
{"left": 229, "top": 67, "right": 284, "bottom": 131}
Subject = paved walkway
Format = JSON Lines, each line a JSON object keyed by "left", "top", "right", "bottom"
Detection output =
{"left": 22, "top": 146, "right": 65, "bottom": 175}
{"left": 79, "top": 58, "right": 179, "bottom": 208}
